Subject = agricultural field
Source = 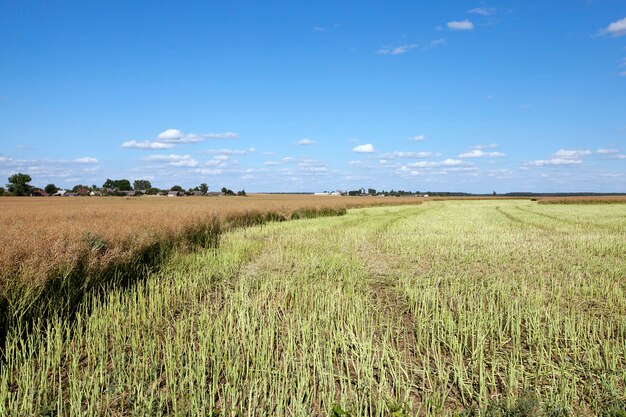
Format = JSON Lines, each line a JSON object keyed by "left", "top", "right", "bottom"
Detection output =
{"left": 0, "top": 194, "right": 422, "bottom": 290}
{"left": 0, "top": 194, "right": 421, "bottom": 341}
{"left": 1, "top": 200, "right": 624, "bottom": 416}
{"left": 536, "top": 196, "right": 626, "bottom": 205}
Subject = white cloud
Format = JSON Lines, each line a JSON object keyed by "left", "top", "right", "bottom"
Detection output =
{"left": 204, "top": 132, "right": 238, "bottom": 139}
{"left": 447, "top": 20, "right": 474, "bottom": 31}
{"left": 121, "top": 129, "right": 238, "bottom": 151}
{"left": 121, "top": 140, "right": 175, "bottom": 149}
{"left": 263, "top": 161, "right": 280, "bottom": 166}
{"left": 142, "top": 154, "right": 187, "bottom": 162}
{"left": 73, "top": 157, "right": 99, "bottom": 164}
{"left": 603, "top": 17, "right": 626, "bottom": 37}
{"left": 553, "top": 149, "right": 592, "bottom": 158}
{"left": 459, "top": 150, "right": 505, "bottom": 158}
{"left": 408, "top": 158, "right": 465, "bottom": 168}
{"left": 157, "top": 129, "right": 183, "bottom": 141}
{"left": 313, "top": 26, "right": 326, "bottom": 32}
{"left": 297, "top": 138, "right": 316, "bottom": 145}
{"left": 205, "top": 159, "right": 226, "bottom": 167}
{"left": 428, "top": 38, "right": 446, "bottom": 48}
{"left": 526, "top": 158, "right": 583, "bottom": 167}
{"left": 471, "top": 143, "right": 498, "bottom": 149}
{"left": 409, "top": 134, "right": 426, "bottom": 141}
{"left": 467, "top": 7, "right": 495, "bottom": 16}
{"left": 377, "top": 44, "right": 417, "bottom": 55}
{"left": 170, "top": 159, "right": 198, "bottom": 167}
{"left": 620, "top": 71, "right": 626, "bottom": 77}
{"left": 352, "top": 144, "right": 375, "bottom": 153}
{"left": 198, "top": 148, "right": 249, "bottom": 155}
{"left": 191, "top": 168, "right": 222, "bottom": 175}
{"left": 379, "top": 151, "right": 440, "bottom": 159}
{"left": 596, "top": 148, "right": 620, "bottom": 154}
{"left": 156, "top": 129, "right": 238, "bottom": 143}
{"left": 141, "top": 154, "right": 198, "bottom": 167}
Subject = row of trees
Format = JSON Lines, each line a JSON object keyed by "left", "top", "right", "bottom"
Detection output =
{"left": 2, "top": 173, "right": 246, "bottom": 197}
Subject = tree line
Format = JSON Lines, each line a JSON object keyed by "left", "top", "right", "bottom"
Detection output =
{"left": 0, "top": 173, "right": 246, "bottom": 197}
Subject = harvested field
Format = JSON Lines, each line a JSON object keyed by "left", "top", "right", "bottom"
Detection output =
{"left": 0, "top": 195, "right": 421, "bottom": 351}
{"left": 1, "top": 200, "right": 624, "bottom": 416}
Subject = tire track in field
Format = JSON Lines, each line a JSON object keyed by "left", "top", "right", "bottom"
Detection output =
{"left": 494, "top": 206, "right": 556, "bottom": 232}
{"left": 354, "top": 212, "right": 425, "bottom": 407}
{"left": 513, "top": 206, "right": 620, "bottom": 233}
{"left": 232, "top": 208, "right": 425, "bottom": 411}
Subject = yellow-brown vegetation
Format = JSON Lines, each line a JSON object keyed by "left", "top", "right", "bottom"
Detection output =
{"left": 536, "top": 195, "right": 626, "bottom": 204}
{"left": 0, "top": 194, "right": 421, "bottom": 291}
{"left": 0, "top": 194, "right": 420, "bottom": 343}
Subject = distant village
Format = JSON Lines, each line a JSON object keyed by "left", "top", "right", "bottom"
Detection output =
{"left": 314, "top": 188, "right": 429, "bottom": 197}
{"left": 2, "top": 172, "right": 621, "bottom": 199}
{"left": 0, "top": 172, "right": 483, "bottom": 198}
{"left": 2, "top": 173, "right": 437, "bottom": 198}
{"left": 0, "top": 173, "right": 247, "bottom": 197}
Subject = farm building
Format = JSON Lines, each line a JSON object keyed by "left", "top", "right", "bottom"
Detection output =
{"left": 30, "top": 189, "right": 49, "bottom": 197}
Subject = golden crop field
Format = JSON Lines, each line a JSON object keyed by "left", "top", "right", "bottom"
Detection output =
{"left": 0, "top": 194, "right": 421, "bottom": 347}
{"left": 536, "top": 195, "right": 626, "bottom": 204}
{"left": 0, "top": 195, "right": 422, "bottom": 288}
{"left": 1, "top": 200, "right": 624, "bottom": 416}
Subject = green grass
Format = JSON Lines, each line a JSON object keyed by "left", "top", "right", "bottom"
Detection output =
{"left": 1, "top": 201, "right": 624, "bottom": 416}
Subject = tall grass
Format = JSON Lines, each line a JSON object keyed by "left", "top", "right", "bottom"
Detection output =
{"left": 0, "top": 195, "right": 416, "bottom": 356}
{"left": 536, "top": 196, "right": 626, "bottom": 204}
{"left": 1, "top": 201, "right": 624, "bottom": 416}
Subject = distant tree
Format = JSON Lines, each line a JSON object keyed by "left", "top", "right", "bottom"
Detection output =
{"left": 72, "top": 184, "right": 90, "bottom": 192}
{"left": 0, "top": 187, "right": 5, "bottom": 196}
{"left": 91, "top": 184, "right": 99, "bottom": 191}
{"left": 221, "top": 187, "right": 235, "bottom": 196}
{"left": 199, "top": 183, "right": 209, "bottom": 194}
{"left": 133, "top": 179, "right": 152, "bottom": 191}
{"left": 102, "top": 178, "right": 132, "bottom": 191}
{"left": 237, "top": 189, "right": 247, "bottom": 196}
{"left": 170, "top": 185, "right": 184, "bottom": 192}
{"left": 368, "top": 188, "right": 376, "bottom": 196}
{"left": 44, "top": 184, "right": 59, "bottom": 195}
{"left": 116, "top": 179, "right": 132, "bottom": 191}
{"left": 146, "top": 187, "right": 160, "bottom": 195}
{"left": 492, "top": 191, "right": 497, "bottom": 196}
{"left": 7, "top": 173, "right": 33, "bottom": 196}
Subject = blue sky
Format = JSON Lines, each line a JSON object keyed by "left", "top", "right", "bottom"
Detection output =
{"left": 1, "top": 1, "right": 625, "bottom": 193}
